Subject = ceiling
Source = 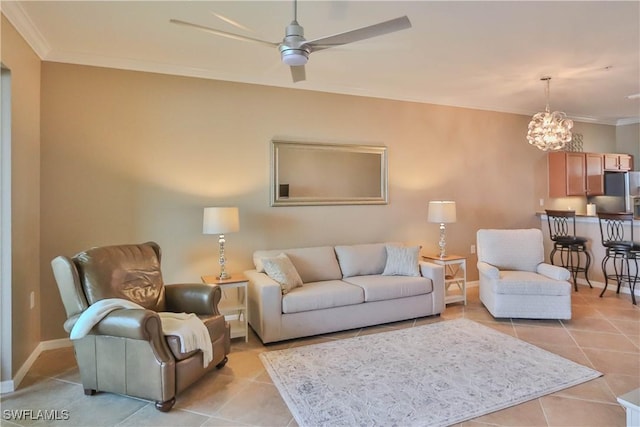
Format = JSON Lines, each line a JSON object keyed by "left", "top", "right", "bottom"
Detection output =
{"left": 3, "top": 1, "right": 640, "bottom": 125}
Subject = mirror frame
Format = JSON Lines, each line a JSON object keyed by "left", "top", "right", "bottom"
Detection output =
{"left": 271, "top": 140, "right": 388, "bottom": 206}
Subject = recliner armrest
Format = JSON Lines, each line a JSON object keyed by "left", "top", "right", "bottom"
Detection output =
{"left": 164, "top": 283, "right": 222, "bottom": 316}
{"left": 90, "top": 308, "right": 174, "bottom": 363}
{"left": 90, "top": 308, "right": 162, "bottom": 340}
{"left": 477, "top": 261, "right": 500, "bottom": 279}
{"left": 536, "top": 263, "right": 571, "bottom": 281}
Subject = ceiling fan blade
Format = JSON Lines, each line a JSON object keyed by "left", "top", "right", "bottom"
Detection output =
{"left": 211, "top": 12, "right": 254, "bottom": 33}
{"left": 305, "top": 16, "right": 411, "bottom": 52}
{"left": 169, "top": 19, "right": 278, "bottom": 48}
{"left": 290, "top": 65, "right": 306, "bottom": 83}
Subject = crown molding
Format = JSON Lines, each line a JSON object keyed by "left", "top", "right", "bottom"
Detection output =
{"left": 2, "top": 2, "right": 51, "bottom": 59}
{"left": 617, "top": 117, "right": 640, "bottom": 126}
{"left": 3, "top": 8, "right": 635, "bottom": 128}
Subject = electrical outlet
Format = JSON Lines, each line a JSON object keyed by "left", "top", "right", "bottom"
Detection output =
{"left": 470, "top": 245, "right": 476, "bottom": 254}
{"left": 30, "top": 291, "right": 35, "bottom": 309}
{"left": 539, "top": 198, "right": 544, "bottom": 207}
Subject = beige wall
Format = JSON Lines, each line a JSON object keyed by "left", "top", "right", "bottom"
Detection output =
{"left": 37, "top": 61, "right": 618, "bottom": 340}
{"left": 1, "top": 16, "right": 41, "bottom": 378}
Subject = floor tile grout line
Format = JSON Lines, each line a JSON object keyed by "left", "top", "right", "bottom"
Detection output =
{"left": 537, "top": 395, "right": 552, "bottom": 427}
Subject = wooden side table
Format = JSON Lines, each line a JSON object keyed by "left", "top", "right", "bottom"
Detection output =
{"left": 423, "top": 255, "right": 467, "bottom": 305}
{"left": 201, "top": 274, "right": 249, "bottom": 342}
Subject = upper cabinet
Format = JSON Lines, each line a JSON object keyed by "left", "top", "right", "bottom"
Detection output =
{"left": 604, "top": 153, "right": 634, "bottom": 171}
{"left": 548, "top": 152, "right": 604, "bottom": 197}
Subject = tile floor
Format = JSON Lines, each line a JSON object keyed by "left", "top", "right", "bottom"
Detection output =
{"left": 1, "top": 286, "right": 638, "bottom": 427}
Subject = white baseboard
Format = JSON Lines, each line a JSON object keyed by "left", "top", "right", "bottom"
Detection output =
{"left": 576, "top": 278, "right": 640, "bottom": 297}
{"left": 0, "top": 337, "right": 72, "bottom": 394}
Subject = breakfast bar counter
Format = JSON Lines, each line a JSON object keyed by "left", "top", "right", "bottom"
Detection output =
{"left": 538, "top": 212, "right": 640, "bottom": 299}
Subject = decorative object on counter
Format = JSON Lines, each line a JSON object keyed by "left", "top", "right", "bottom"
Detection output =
{"left": 203, "top": 207, "right": 240, "bottom": 280}
{"left": 586, "top": 203, "right": 597, "bottom": 216}
{"left": 428, "top": 200, "right": 457, "bottom": 258}
{"left": 545, "top": 209, "right": 593, "bottom": 291}
{"left": 564, "top": 133, "right": 583, "bottom": 152}
{"left": 527, "top": 76, "right": 573, "bottom": 152}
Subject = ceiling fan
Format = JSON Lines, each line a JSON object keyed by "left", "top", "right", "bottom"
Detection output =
{"left": 170, "top": 1, "right": 411, "bottom": 83}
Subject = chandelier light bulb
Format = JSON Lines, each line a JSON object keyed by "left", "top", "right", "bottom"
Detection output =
{"left": 527, "top": 77, "right": 573, "bottom": 152}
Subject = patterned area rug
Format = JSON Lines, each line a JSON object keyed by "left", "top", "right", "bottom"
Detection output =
{"left": 260, "top": 319, "right": 602, "bottom": 427}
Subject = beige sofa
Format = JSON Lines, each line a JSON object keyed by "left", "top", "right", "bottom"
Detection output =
{"left": 244, "top": 243, "right": 445, "bottom": 343}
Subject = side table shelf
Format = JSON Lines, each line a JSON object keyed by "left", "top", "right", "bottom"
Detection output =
{"left": 423, "top": 255, "right": 467, "bottom": 306}
{"left": 201, "top": 274, "right": 249, "bottom": 342}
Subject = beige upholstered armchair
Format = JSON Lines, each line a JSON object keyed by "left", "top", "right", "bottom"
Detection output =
{"left": 476, "top": 229, "right": 572, "bottom": 320}
{"left": 51, "top": 242, "right": 230, "bottom": 411}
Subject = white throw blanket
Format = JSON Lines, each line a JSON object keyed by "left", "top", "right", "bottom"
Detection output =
{"left": 69, "top": 298, "right": 213, "bottom": 367}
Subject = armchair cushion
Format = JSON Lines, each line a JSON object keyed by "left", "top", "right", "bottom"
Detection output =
{"left": 477, "top": 229, "right": 543, "bottom": 272}
{"left": 74, "top": 242, "right": 166, "bottom": 311}
{"left": 492, "top": 271, "right": 571, "bottom": 296}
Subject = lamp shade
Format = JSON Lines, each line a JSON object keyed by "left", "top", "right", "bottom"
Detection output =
{"left": 428, "top": 201, "right": 457, "bottom": 224}
{"left": 203, "top": 207, "right": 240, "bottom": 234}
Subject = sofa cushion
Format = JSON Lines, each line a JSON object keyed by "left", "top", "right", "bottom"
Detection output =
{"left": 262, "top": 253, "right": 303, "bottom": 294}
{"left": 282, "top": 280, "right": 364, "bottom": 314}
{"left": 254, "top": 246, "right": 342, "bottom": 283}
{"left": 382, "top": 245, "right": 421, "bottom": 277}
{"left": 477, "top": 229, "right": 544, "bottom": 272}
{"left": 493, "top": 271, "right": 571, "bottom": 296}
{"left": 335, "top": 243, "right": 388, "bottom": 278}
{"left": 343, "top": 275, "right": 432, "bottom": 302}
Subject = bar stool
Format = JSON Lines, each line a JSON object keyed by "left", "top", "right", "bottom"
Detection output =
{"left": 545, "top": 209, "right": 592, "bottom": 291}
{"left": 597, "top": 212, "right": 639, "bottom": 304}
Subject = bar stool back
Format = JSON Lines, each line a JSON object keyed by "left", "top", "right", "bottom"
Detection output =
{"left": 545, "top": 209, "right": 592, "bottom": 291}
{"left": 597, "top": 212, "right": 638, "bottom": 304}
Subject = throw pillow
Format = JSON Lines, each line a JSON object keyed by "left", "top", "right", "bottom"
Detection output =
{"left": 382, "top": 245, "right": 420, "bottom": 277}
{"left": 262, "top": 253, "right": 303, "bottom": 294}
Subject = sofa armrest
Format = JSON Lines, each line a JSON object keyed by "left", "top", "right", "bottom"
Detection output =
{"left": 165, "top": 283, "right": 222, "bottom": 316}
{"left": 419, "top": 261, "right": 444, "bottom": 285}
{"left": 245, "top": 269, "right": 283, "bottom": 343}
{"left": 477, "top": 261, "right": 500, "bottom": 279}
{"left": 419, "top": 261, "right": 445, "bottom": 312}
{"left": 536, "top": 263, "right": 571, "bottom": 281}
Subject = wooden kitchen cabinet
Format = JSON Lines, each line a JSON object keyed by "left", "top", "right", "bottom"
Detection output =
{"left": 604, "top": 153, "right": 633, "bottom": 171}
{"left": 548, "top": 152, "right": 604, "bottom": 197}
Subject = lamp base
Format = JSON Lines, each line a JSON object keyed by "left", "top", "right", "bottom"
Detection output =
{"left": 217, "top": 272, "right": 231, "bottom": 281}
{"left": 438, "top": 223, "right": 447, "bottom": 259}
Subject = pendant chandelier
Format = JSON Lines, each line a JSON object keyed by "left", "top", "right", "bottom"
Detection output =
{"left": 527, "top": 77, "right": 573, "bottom": 152}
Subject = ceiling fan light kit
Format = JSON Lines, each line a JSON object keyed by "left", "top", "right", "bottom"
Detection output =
{"left": 527, "top": 77, "right": 573, "bottom": 152}
{"left": 279, "top": 22, "right": 310, "bottom": 66}
{"left": 171, "top": 0, "right": 411, "bottom": 83}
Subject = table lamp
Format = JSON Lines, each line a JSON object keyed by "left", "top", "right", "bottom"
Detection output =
{"left": 428, "top": 201, "right": 457, "bottom": 259}
{"left": 203, "top": 207, "right": 240, "bottom": 280}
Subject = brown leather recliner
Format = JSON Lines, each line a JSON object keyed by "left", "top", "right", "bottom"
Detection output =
{"left": 51, "top": 241, "right": 231, "bottom": 411}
